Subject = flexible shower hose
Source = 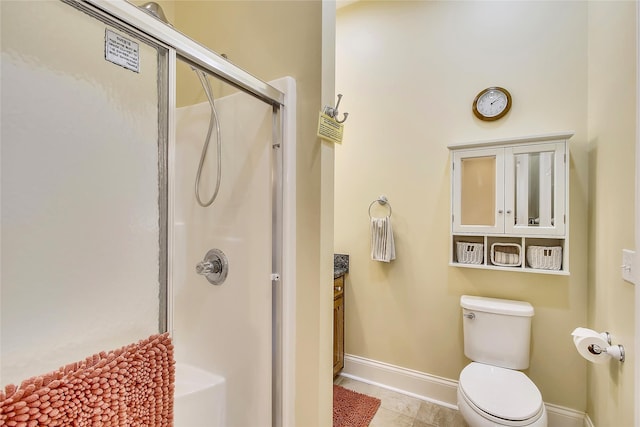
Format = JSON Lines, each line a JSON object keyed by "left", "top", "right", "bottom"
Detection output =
{"left": 194, "top": 69, "right": 222, "bottom": 207}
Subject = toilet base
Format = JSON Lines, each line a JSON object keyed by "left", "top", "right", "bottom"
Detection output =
{"left": 457, "top": 387, "right": 547, "bottom": 427}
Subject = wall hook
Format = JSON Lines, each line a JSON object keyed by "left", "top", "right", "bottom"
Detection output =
{"left": 324, "top": 94, "right": 349, "bottom": 124}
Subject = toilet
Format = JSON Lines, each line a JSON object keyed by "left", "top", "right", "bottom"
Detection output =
{"left": 457, "top": 295, "right": 547, "bottom": 427}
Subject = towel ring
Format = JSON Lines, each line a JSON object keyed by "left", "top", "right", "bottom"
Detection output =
{"left": 368, "top": 196, "right": 392, "bottom": 218}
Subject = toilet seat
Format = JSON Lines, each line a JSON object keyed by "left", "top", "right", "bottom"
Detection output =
{"left": 459, "top": 363, "right": 544, "bottom": 424}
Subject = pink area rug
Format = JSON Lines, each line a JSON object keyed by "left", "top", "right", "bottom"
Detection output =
{"left": 1, "top": 333, "right": 175, "bottom": 427}
{"left": 333, "top": 384, "right": 381, "bottom": 427}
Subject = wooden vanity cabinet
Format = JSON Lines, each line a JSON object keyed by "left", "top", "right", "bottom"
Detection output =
{"left": 333, "top": 275, "right": 345, "bottom": 376}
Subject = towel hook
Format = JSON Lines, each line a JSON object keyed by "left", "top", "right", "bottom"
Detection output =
{"left": 368, "top": 195, "right": 392, "bottom": 218}
{"left": 324, "top": 94, "right": 349, "bottom": 124}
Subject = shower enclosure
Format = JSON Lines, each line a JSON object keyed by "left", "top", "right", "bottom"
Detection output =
{"left": 172, "top": 76, "right": 295, "bottom": 427}
{"left": 0, "top": 1, "right": 296, "bottom": 426}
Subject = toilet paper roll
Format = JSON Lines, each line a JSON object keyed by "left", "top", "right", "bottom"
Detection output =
{"left": 571, "top": 327, "right": 601, "bottom": 345}
{"left": 571, "top": 327, "right": 610, "bottom": 364}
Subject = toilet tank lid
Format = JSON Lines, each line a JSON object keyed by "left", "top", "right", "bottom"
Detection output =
{"left": 461, "top": 295, "right": 534, "bottom": 317}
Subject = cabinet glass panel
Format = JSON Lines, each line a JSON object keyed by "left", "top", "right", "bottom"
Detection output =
{"left": 461, "top": 156, "right": 496, "bottom": 226}
{"left": 514, "top": 151, "right": 555, "bottom": 228}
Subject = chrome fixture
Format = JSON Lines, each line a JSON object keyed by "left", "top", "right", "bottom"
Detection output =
{"left": 368, "top": 195, "right": 392, "bottom": 218}
{"left": 323, "top": 94, "right": 349, "bottom": 123}
{"left": 196, "top": 248, "right": 229, "bottom": 285}
{"left": 588, "top": 343, "right": 625, "bottom": 362}
{"left": 139, "top": 2, "right": 171, "bottom": 25}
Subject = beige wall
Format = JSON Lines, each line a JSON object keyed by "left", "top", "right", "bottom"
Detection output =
{"left": 587, "top": 2, "right": 636, "bottom": 425}
{"left": 168, "top": 2, "right": 330, "bottom": 425}
{"left": 336, "top": 0, "right": 591, "bottom": 411}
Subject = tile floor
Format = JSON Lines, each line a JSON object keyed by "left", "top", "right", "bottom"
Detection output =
{"left": 334, "top": 375, "right": 468, "bottom": 427}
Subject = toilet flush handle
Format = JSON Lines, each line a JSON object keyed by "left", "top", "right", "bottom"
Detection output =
{"left": 463, "top": 312, "right": 475, "bottom": 320}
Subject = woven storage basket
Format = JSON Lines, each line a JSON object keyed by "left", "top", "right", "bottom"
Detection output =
{"left": 490, "top": 243, "right": 522, "bottom": 267}
{"left": 456, "top": 242, "right": 483, "bottom": 265}
{"left": 527, "top": 246, "right": 562, "bottom": 270}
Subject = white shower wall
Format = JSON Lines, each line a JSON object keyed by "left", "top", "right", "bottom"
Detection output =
{"left": 172, "top": 80, "right": 285, "bottom": 426}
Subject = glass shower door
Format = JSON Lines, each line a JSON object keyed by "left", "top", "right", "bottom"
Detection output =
{"left": 1, "top": 0, "right": 168, "bottom": 386}
{"left": 172, "top": 76, "right": 276, "bottom": 426}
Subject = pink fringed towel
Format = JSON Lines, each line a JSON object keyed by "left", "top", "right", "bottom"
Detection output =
{"left": 0, "top": 333, "right": 175, "bottom": 427}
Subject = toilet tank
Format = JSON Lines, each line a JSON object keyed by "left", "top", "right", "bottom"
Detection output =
{"left": 461, "top": 295, "right": 534, "bottom": 370}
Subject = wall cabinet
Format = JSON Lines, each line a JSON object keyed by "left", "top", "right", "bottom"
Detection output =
{"left": 333, "top": 275, "right": 345, "bottom": 376}
{"left": 448, "top": 132, "right": 573, "bottom": 274}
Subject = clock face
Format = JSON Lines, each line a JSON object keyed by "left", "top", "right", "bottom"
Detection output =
{"left": 473, "top": 87, "right": 511, "bottom": 121}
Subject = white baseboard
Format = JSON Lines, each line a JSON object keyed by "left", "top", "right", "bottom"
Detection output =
{"left": 543, "top": 402, "right": 590, "bottom": 427}
{"left": 342, "top": 353, "right": 459, "bottom": 409}
{"left": 342, "top": 354, "right": 586, "bottom": 427}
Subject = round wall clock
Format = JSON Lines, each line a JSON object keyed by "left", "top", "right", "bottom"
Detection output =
{"left": 472, "top": 87, "right": 512, "bottom": 121}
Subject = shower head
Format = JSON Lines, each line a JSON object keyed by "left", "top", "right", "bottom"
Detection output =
{"left": 139, "top": 2, "right": 171, "bottom": 25}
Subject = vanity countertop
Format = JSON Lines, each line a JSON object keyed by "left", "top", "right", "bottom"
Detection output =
{"left": 334, "top": 254, "right": 349, "bottom": 279}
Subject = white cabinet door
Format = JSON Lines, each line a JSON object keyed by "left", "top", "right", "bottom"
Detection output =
{"left": 505, "top": 142, "right": 566, "bottom": 236}
{"left": 452, "top": 148, "right": 505, "bottom": 234}
{"left": 452, "top": 141, "right": 566, "bottom": 236}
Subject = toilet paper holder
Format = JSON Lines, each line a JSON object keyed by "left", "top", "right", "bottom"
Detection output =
{"left": 587, "top": 331, "right": 625, "bottom": 362}
{"left": 588, "top": 344, "right": 625, "bottom": 362}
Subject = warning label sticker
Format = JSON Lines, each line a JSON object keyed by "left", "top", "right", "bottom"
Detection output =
{"left": 105, "top": 29, "right": 139, "bottom": 73}
{"left": 317, "top": 112, "right": 344, "bottom": 144}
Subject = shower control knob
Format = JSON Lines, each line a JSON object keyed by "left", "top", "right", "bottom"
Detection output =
{"left": 195, "top": 261, "right": 209, "bottom": 275}
{"left": 196, "top": 260, "right": 221, "bottom": 275}
{"left": 195, "top": 248, "right": 229, "bottom": 286}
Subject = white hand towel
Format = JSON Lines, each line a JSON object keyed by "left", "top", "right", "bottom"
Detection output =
{"left": 370, "top": 217, "right": 380, "bottom": 260}
{"left": 371, "top": 216, "right": 396, "bottom": 262}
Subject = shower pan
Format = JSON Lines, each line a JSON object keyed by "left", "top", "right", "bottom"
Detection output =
{"left": 0, "top": 1, "right": 296, "bottom": 426}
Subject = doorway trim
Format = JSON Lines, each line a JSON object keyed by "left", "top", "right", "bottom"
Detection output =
{"left": 635, "top": 2, "right": 639, "bottom": 426}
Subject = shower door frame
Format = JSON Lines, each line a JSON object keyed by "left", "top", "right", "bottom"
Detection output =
{"left": 65, "top": 1, "right": 296, "bottom": 426}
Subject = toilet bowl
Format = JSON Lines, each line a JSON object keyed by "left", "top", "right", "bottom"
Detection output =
{"left": 457, "top": 362, "right": 547, "bottom": 427}
{"left": 458, "top": 296, "right": 547, "bottom": 427}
